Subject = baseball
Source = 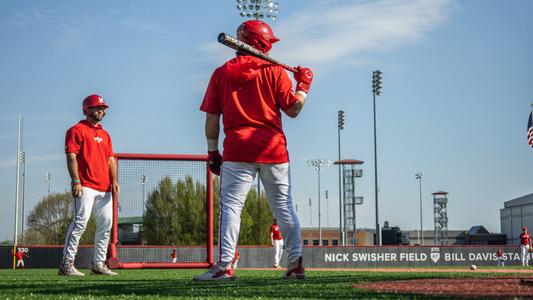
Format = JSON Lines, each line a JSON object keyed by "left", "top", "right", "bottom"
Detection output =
{"left": 469, "top": 264, "right": 477, "bottom": 270}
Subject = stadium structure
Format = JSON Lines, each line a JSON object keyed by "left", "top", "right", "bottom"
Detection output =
{"left": 500, "top": 192, "right": 533, "bottom": 245}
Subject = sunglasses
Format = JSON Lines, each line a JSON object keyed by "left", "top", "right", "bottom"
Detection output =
{"left": 90, "top": 106, "right": 108, "bottom": 111}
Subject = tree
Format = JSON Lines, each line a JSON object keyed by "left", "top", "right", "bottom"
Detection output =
{"left": 238, "top": 188, "right": 272, "bottom": 245}
{"left": 142, "top": 176, "right": 272, "bottom": 246}
{"left": 142, "top": 177, "right": 179, "bottom": 245}
{"left": 26, "top": 192, "right": 95, "bottom": 245}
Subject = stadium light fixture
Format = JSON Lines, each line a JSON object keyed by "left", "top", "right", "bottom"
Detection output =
{"left": 372, "top": 69, "right": 383, "bottom": 246}
{"left": 307, "top": 159, "right": 332, "bottom": 246}
{"left": 337, "top": 110, "right": 345, "bottom": 245}
{"left": 236, "top": 0, "right": 279, "bottom": 20}
{"left": 415, "top": 172, "right": 423, "bottom": 245}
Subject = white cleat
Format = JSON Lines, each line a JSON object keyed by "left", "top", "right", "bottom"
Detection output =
{"left": 194, "top": 264, "right": 235, "bottom": 281}
{"left": 58, "top": 260, "right": 85, "bottom": 276}
{"left": 91, "top": 262, "right": 118, "bottom": 276}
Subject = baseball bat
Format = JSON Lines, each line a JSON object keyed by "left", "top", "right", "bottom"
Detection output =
{"left": 217, "top": 32, "right": 298, "bottom": 73}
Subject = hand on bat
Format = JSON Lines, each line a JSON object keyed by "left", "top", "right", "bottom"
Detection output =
{"left": 294, "top": 66, "right": 313, "bottom": 94}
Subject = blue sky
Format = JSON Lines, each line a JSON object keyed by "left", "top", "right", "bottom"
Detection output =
{"left": 0, "top": 0, "right": 532, "bottom": 242}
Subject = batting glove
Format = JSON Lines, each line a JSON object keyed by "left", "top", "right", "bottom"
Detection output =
{"left": 294, "top": 66, "right": 313, "bottom": 94}
{"left": 207, "top": 150, "right": 222, "bottom": 176}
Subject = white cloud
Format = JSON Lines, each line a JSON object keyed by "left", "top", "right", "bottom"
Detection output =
{"left": 274, "top": 0, "right": 457, "bottom": 65}
{"left": 202, "top": 0, "right": 457, "bottom": 69}
{"left": 118, "top": 17, "right": 172, "bottom": 35}
{"left": 52, "top": 25, "right": 84, "bottom": 48}
{"left": 11, "top": 9, "right": 55, "bottom": 26}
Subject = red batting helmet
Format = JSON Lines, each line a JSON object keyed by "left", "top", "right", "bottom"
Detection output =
{"left": 523, "top": 226, "right": 528, "bottom": 231}
{"left": 237, "top": 20, "right": 279, "bottom": 53}
{"left": 82, "top": 94, "right": 109, "bottom": 114}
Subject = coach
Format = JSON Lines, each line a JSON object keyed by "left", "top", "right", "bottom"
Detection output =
{"left": 59, "top": 94, "right": 119, "bottom": 276}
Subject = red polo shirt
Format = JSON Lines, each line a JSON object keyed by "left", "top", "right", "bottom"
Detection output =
{"left": 270, "top": 224, "right": 283, "bottom": 240}
{"left": 520, "top": 233, "right": 531, "bottom": 245}
{"left": 200, "top": 55, "right": 298, "bottom": 163}
{"left": 65, "top": 120, "right": 114, "bottom": 192}
{"left": 14, "top": 251, "right": 24, "bottom": 260}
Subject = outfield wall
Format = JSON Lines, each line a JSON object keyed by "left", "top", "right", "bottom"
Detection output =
{"left": 1, "top": 245, "right": 529, "bottom": 269}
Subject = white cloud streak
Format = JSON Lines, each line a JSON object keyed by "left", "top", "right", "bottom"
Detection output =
{"left": 203, "top": 0, "right": 457, "bottom": 69}
{"left": 275, "top": 0, "right": 456, "bottom": 65}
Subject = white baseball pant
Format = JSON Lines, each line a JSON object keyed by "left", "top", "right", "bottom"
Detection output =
{"left": 520, "top": 244, "right": 530, "bottom": 266}
{"left": 218, "top": 162, "right": 302, "bottom": 266}
{"left": 16, "top": 260, "right": 24, "bottom": 268}
{"left": 273, "top": 239, "right": 284, "bottom": 266}
{"left": 62, "top": 187, "right": 113, "bottom": 265}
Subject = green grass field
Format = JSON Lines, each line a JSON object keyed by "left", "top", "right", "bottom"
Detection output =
{"left": 0, "top": 267, "right": 528, "bottom": 299}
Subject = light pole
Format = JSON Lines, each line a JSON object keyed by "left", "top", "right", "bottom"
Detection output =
{"left": 20, "top": 152, "right": 25, "bottom": 244}
{"left": 337, "top": 110, "right": 345, "bottom": 245}
{"left": 309, "top": 197, "right": 312, "bottom": 226}
{"left": 236, "top": 0, "right": 279, "bottom": 20}
{"left": 415, "top": 172, "right": 423, "bottom": 245}
{"left": 372, "top": 69, "right": 383, "bottom": 246}
{"left": 308, "top": 159, "right": 331, "bottom": 246}
{"left": 141, "top": 175, "right": 148, "bottom": 214}
{"left": 140, "top": 175, "right": 148, "bottom": 245}
{"left": 325, "top": 189, "right": 329, "bottom": 227}
{"left": 44, "top": 171, "right": 51, "bottom": 197}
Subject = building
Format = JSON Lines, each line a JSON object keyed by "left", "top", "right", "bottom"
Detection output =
{"left": 118, "top": 216, "right": 143, "bottom": 245}
{"left": 301, "top": 227, "right": 467, "bottom": 246}
{"left": 463, "top": 225, "right": 506, "bottom": 245}
{"left": 300, "top": 227, "right": 341, "bottom": 246}
{"left": 406, "top": 229, "right": 464, "bottom": 245}
{"left": 500, "top": 193, "right": 533, "bottom": 245}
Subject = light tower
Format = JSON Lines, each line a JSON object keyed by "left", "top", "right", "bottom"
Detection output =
{"left": 337, "top": 110, "right": 345, "bottom": 244}
{"left": 432, "top": 191, "right": 448, "bottom": 245}
{"left": 334, "top": 159, "right": 364, "bottom": 245}
{"left": 307, "top": 159, "right": 331, "bottom": 246}
{"left": 415, "top": 172, "right": 423, "bottom": 245}
{"left": 372, "top": 69, "right": 383, "bottom": 245}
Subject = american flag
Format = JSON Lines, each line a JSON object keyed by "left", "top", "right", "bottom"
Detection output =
{"left": 528, "top": 113, "right": 533, "bottom": 148}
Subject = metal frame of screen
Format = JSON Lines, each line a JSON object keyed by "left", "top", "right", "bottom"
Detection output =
{"left": 107, "top": 153, "right": 214, "bottom": 269}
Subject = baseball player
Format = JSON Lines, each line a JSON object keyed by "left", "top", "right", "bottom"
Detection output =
{"left": 519, "top": 226, "right": 531, "bottom": 266}
{"left": 13, "top": 249, "right": 28, "bottom": 269}
{"left": 171, "top": 249, "right": 177, "bottom": 263}
{"left": 270, "top": 219, "right": 284, "bottom": 268}
{"left": 194, "top": 20, "right": 312, "bottom": 281}
{"left": 59, "top": 94, "right": 119, "bottom": 276}
{"left": 496, "top": 248, "right": 504, "bottom": 267}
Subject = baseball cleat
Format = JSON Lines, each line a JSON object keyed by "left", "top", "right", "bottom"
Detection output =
{"left": 283, "top": 257, "right": 304, "bottom": 279}
{"left": 273, "top": 264, "right": 282, "bottom": 268}
{"left": 91, "top": 262, "right": 118, "bottom": 275}
{"left": 58, "top": 259, "right": 85, "bottom": 276}
{"left": 193, "top": 264, "right": 235, "bottom": 281}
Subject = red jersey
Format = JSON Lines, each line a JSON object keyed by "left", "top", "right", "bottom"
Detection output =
{"left": 520, "top": 233, "right": 531, "bottom": 245}
{"left": 65, "top": 120, "right": 114, "bottom": 192}
{"left": 200, "top": 55, "right": 298, "bottom": 163}
{"left": 171, "top": 250, "right": 176, "bottom": 259}
{"left": 14, "top": 251, "right": 24, "bottom": 260}
{"left": 270, "top": 224, "right": 283, "bottom": 240}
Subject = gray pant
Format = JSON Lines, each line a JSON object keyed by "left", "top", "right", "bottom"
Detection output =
{"left": 218, "top": 162, "right": 302, "bottom": 265}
